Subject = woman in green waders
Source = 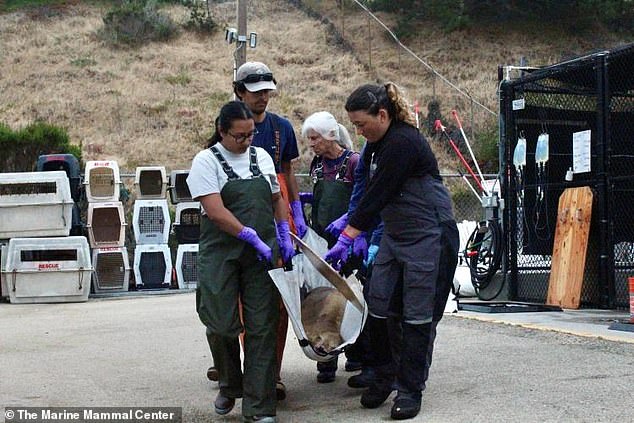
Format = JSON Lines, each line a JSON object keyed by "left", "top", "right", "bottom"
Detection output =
{"left": 300, "top": 111, "right": 363, "bottom": 384}
{"left": 187, "top": 101, "right": 294, "bottom": 423}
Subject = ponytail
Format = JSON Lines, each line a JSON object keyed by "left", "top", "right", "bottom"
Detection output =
{"left": 345, "top": 82, "right": 416, "bottom": 127}
{"left": 207, "top": 117, "right": 222, "bottom": 147}
{"left": 385, "top": 82, "right": 417, "bottom": 126}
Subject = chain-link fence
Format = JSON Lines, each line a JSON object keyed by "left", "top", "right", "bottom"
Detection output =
{"left": 500, "top": 43, "right": 634, "bottom": 310}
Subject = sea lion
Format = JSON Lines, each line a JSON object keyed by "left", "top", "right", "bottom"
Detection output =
{"left": 301, "top": 286, "right": 346, "bottom": 353}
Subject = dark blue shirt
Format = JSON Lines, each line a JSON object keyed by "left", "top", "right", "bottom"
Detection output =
{"left": 253, "top": 112, "right": 299, "bottom": 174}
{"left": 348, "top": 144, "right": 383, "bottom": 245}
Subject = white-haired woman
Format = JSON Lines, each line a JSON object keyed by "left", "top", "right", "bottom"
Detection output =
{"left": 302, "top": 111, "right": 358, "bottom": 243}
{"left": 300, "top": 111, "right": 365, "bottom": 383}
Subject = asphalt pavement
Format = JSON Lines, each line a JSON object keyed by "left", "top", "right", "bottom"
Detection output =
{"left": 1, "top": 291, "right": 633, "bottom": 423}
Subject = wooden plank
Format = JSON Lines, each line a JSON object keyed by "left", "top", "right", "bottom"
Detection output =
{"left": 547, "top": 186, "right": 593, "bottom": 309}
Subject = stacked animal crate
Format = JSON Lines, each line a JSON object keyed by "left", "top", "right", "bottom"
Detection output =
{"left": 36, "top": 154, "right": 84, "bottom": 236}
{"left": 169, "top": 170, "right": 200, "bottom": 290}
{"left": 84, "top": 160, "right": 130, "bottom": 294}
{"left": 0, "top": 170, "right": 92, "bottom": 303}
{"left": 132, "top": 166, "right": 172, "bottom": 290}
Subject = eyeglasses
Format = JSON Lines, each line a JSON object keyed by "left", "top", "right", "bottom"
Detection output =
{"left": 227, "top": 129, "right": 259, "bottom": 143}
{"left": 240, "top": 73, "right": 276, "bottom": 84}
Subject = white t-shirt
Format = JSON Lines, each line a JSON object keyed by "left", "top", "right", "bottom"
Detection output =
{"left": 187, "top": 144, "right": 280, "bottom": 211}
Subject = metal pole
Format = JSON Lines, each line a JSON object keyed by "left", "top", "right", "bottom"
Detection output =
{"left": 596, "top": 52, "right": 614, "bottom": 309}
{"left": 501, "top": 79, "right": 517, "bottom": 302}
{"left": 367, "top": 13, "right": 371, "bottom": 69}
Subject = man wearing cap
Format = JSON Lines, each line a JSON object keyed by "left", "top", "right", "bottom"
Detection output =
{"left": 233, "top": 61, "right": 307, "bottom": 401}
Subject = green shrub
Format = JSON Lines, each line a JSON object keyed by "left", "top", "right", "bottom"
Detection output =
{"left": 182, "top": 0, "right": 218, "bottom": 34}
{"left": 472, "top": 122, "right": 499, "bottom": 174}
{"left": 100, "top": 0, "right": 179, "bottom": 47}
{"left": 0, "top": 121, "right": 81, "bottom": 172}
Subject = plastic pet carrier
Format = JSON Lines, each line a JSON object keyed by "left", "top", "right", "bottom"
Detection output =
{"left": 36, "top": 154, "right": 82, "bottom": 202}
{"left": 173, "top": 202, "right": 201, "bottom": 244}
{"left": 168, "top": 170, "right": 193, "bottom": 204}
{"left": 1, "top": 236, "right": 92, "bottom": 304}
{"left": 176, "top": 244, "right": 198, "bottom": 289}
{"left": 0, "top": 171, "right": 73, "bottom": 238}
{"left": 86, "top": 202, "right": 126, "bottom": 248}
{"left": 134, "top": 166, "right": 168, "bottom": 199}
{"left": 92, "top": 247, "right": 130, "bottom": 293}
{"left": 84, "top": 160, "right": 121, "bottom": 203}
{"left": 1, "top": 242, "right": 8, "bottom": 299}
{"left": 133, "top": 244, "right": 172, "bottom": 290}
{"left": 133, "top": 199, "right": 170, "bottom": 245}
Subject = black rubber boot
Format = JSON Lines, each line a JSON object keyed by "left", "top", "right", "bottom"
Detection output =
{"left": 360, "top": 316, "right": 396, "bottom": 408}
{"left": 391, "top": 391, "right": 421, "bottom": 420}
{"left": 360, "top": 363, "right": 395, "bottom": 409}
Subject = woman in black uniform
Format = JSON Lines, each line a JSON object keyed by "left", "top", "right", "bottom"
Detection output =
{"left": 324, "top": 83, "right": 459, "bottom": 421}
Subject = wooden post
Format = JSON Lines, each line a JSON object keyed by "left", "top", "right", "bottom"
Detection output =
{"left": 236, "top": 0, "right": 247, "bottom": 69}
{"left": 340, "top": 0, "right": 344, "bottom": 40}
{"left": 367, "top": 13, "right": 371, "bottom": 68}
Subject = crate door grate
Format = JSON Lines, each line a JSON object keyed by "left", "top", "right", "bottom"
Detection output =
{"left": 175, "top": 208, "right": 201, "bottom": 243}
{"left": 89, "top": 167, "right": 115, "bottom": 198}
{"left": 20, "top": 249, "right": 77, "bottom": 262}
{"left": 92, "top": 207, "right": 123, "bottom": 244}
{"left": 0, "top": 182, "right": 56, "bottom": 196}
{"left": 139, "top": 206, "right": 165, "bottom": 235}
{"left": 174, "top": 173, "right": 192, "bottom": 202}
{"left": 139, "top": 170, "right": 163, "bottom": 197}
{"left": 95, "top": 252, "right": 126, "bottom": 289}
{"left": 139, "top": 252, "right": 167, "bottom": 288}
{"left": 181, "top": 251, "right": 198, "bottom": 284}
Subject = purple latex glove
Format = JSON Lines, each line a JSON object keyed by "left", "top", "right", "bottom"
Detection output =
{"left": 352, "top": 232, "right": 368, "bottom": 261}
{"left": 323, "top": 231, "right": 354, "bottom": 271}
{"left": 237, "top": 226, "right": 272, "bottom": 263}
{"left": 325, "top": 212, "right": 348, "bottom": 238}
{"left": 290, "top": 200, "right": 308, "bottom": 239}
{"left": 299, "top": 191, "right": 314, "bottom": 205}
{"left": 276, "top": 220, "right": 295, "bottom": 264}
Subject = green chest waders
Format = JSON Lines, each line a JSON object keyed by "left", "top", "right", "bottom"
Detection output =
{"left": 311, "top": 152, "right": 353, "bottom": 247}
{"left": 197, "top": 146, "right": 280, "bottom": 417}
{"left": 197, "top": 145, "right": 278, "bottom": 330}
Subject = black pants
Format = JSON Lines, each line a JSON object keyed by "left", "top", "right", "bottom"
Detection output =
{"left": 368, "top": 221, "right": 459, "bottom": 393}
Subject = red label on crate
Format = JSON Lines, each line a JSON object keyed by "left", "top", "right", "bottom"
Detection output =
{"left": 38, "top": 263, "right": 60, "bottom": 270}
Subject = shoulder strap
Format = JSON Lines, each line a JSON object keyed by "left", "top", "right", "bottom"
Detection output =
{"left": 336, "top": 150, "right": 353, "bottom": 181}
{"left": 311, "top": 156, "right": 324, "bottom": 183}
{"left": 209, "top": 146, "right": 239, "bottom": 180}
{"left": 268, "top": 112, "right": 282, "bottom": 169}
{"left": 248, "top": 146, "right": 262, "bottom": 177}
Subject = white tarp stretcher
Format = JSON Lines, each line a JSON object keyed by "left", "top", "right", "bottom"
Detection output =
{"left": 269, "top": 228, "right": 368, "bottom": 362}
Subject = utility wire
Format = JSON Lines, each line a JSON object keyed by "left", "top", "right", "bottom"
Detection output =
{"left": 352, "top": 0, "right": 497, "bottom": 116}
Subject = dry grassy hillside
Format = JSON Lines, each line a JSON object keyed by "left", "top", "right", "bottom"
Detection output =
{"left": 0, "top": 0, "right": 629, "bottom": 174}
{"left": 0, "top": 0, "right": 369, "bottom": 172}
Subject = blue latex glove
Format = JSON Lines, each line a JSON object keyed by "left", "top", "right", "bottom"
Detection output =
{"left": 364, "top": 244, "right": 380, "bottom": 267}
{"left": 299, "top": 191, "right": 314, "bottom": 205}
{"left": 352, "top": 232, "right": 368, "bottom": 261}
{"left": 237, "top": 226, "right": 272, "bottom": 263}
{"left": 325, "top": 212, "right": 348, "bottom": 238}
{"left": 290, "top": 200, "right": 308, "bottom": 239}
{"left": 323, "top": 231, "right": 354, "bottom": 271}
{"left": 276, "top": 220, "right": 295, "bottom": 265}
